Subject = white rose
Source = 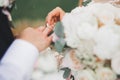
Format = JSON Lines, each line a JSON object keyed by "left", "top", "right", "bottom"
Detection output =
{"left": 62, "top": 13, "right": 82, "bottom": 48}
{"left": 97, "top": 11, "right": 115, "bottom": 25}
{"left": 77, "top": 22, "right": 97, "bottom": 40}
{"left": 86, "top": 3, "right": 120, "bottom": 25}
{"left": 95, "top": 67, "right": 117, "bottom": 80}
{"left": 70, "top": 6, "right": 83, "bottom": 14}
{"left": 62, "top": 9, "right": 98, "bottom": 48}
{"left": 36, "top": 48, "right": 58, "bottom": 72}
{"left": 94, "top": 25, "right": 120, "bottom": 60}
{"left": 111, "top": 52, "right": 120, "bottom": 74}
{"left": 76, "top": 69, "right": 96, "bottom": 80}
{"left": 61, "top": 52, "right": 77, "bottom": 70}
{"left": 94, "top": 3, "right": 116, "bottom": 25}
{"left": 32, "top": 70, "right": 44, "bottom": 80}
{"left": 65, "top": 36, "right": 81, "bottom": 48}
{"left": 41, "top": 71, "right": 65, "bottom": 80}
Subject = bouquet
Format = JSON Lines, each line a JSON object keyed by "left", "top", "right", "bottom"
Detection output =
{"left": 32, "top": 1, "right": 120, "bottom": 80}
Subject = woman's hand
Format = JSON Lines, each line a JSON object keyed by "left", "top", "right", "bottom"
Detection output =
{"left": 46, "top": 7, "right": 65, "bottom": 26}
{"left": 18, "top": 26, "right": 53, "bottom": 52}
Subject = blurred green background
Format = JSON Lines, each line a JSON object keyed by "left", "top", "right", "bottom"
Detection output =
{"left": 12, "top": 0, "right": 78, "bottom": 21}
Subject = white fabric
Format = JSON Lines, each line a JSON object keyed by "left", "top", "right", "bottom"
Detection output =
{"left": 0, "top": 39, "right": 39, "bottom": 80}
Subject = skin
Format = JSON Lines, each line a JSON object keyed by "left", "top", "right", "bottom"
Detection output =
{"left": 18, "top": 26, "right": 53, "bottom": 52}
{"left": 46, "top": 7, "right": 65, "bottom": 26}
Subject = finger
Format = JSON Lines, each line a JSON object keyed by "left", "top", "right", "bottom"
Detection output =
{"left": 49, "top": 17, "right": 59, "bottom": 27}
{"left": 46, "top": 16, "right": 51, "bottom": 25}
{"left": 46, "top": 16, "right": 55, "bottom": 26}
{"left": 46, "top": 8, "right": 59, "bottom": 25}
{"left": 43, "top": 26, "right": 53, "bottom": 36}
{"left": 46, "top": 11, "right": 54, "bottom": 25}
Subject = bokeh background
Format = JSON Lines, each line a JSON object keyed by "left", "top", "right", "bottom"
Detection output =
{"left": 12, "top": 0, "right": 78, "bottom": 20}
{"left": 11, "top": 0, "right": 78, "bottom": 34}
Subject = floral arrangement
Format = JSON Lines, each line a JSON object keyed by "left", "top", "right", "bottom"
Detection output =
{"left": 32, "top": 1, "right": 120, "bottom": 80}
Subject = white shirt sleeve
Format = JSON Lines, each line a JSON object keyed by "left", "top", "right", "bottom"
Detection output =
{"left": 0, "top": 39, "right": 39, "bottom": 80}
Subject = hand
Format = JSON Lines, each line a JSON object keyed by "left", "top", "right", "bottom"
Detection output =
{"left": 18, "top": 26, "right": 53, "bottom": 52}
{"left": 46, "top": 7, "right": 65, "bottom": 26}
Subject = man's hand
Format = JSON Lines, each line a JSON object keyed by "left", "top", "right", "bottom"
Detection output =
{"left": 18, "top": 26, "right": 53, "bottom": 52}
{"left": 46, "top": 7, "right": 65, "bottom": 26}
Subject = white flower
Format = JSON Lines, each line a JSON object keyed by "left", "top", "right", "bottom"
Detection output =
{"left": 70, "top": 6, "right": 83, "bottom": 14}
{"left": 65, "top": 36, "right": 81, "bottom": 48}
{"left": 32, "top": 70, "right": 65, "bottom": 80}
{"left": 111, "top": 52, "right": 120, "bottom": 74}
{"left": 95, "top": 67, "right": 117, "bottom": 80}
{"left": 76, "top": 12, "right": 98, "bottom": 40}
{"left": 41, "top": 71, "right": 65, "bottom": 80}
{"left": 77, "top": 22, "right": 97, "bottom": 40}
{"left": 86, "top": 3, "right": 120, "bottom": 25}
{"left": 94, "top": 25, "right": 120, "bottom": 60}
{"left": 76, "top": 69, "right": 96, "bottom": 80}
{"left": 97, "top": 11, "right": 115, "bottom": 25}
{"left": 62, "top": 13, "right": 81, "bottom": 48}
{"left": 0, "top": 0, "right": 9, "bottom": 7}
{"left": 95, "top": 4, "right": 118, "bottom": 25}
{"left": 79, "top": 41, "right": 95, "bottom": 56}
{"left": 61, "top": 52, "right": 77, "bottom": 70}
{"left": 32, "top": 70, "right": 44, "bottom": 80}
{"left": 62, "top": 8, "right": 98, "bottom": 48}
{"left": 36, "top": 48, "right": 58, "bottom": 72}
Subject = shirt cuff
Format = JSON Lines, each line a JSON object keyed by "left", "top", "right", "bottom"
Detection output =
{"left": 1, "top": 39, "right": 39, "bottom": 72}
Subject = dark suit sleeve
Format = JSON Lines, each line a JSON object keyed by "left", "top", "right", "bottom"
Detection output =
{"left": 0, "top": 7, "right": 14, "bottom": 60}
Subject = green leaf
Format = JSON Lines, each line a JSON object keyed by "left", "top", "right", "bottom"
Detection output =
{"left": 54, "top": 22, "right": 64, "bottom": 38}
{"left": 61, "top": 67, "right": 71, "bottom": 79}
{"left": 54, "top": 38, "right": 66, "bottom": 53}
